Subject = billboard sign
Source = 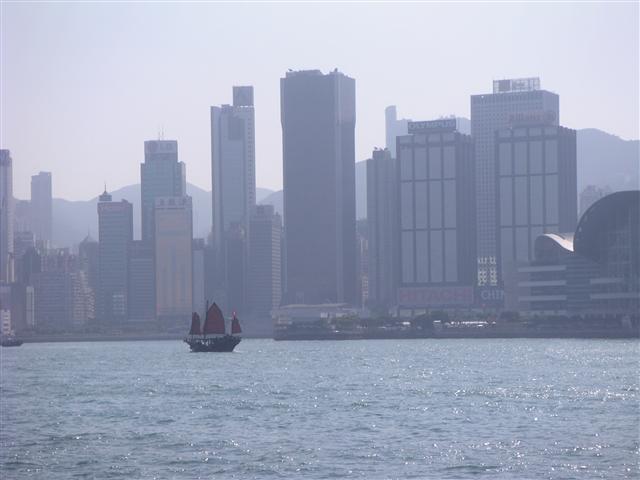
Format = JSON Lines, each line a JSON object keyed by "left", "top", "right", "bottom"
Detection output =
{"left": 408, "top": 118, "right": 457, "bottom": 134}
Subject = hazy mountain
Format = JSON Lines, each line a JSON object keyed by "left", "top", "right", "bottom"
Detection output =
{"left": 576, "top": 129, "right": 639, "bottom": 192}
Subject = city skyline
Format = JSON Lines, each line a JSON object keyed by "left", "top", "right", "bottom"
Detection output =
{"left": 2, "top": 2, "right": 638, "bottom": 200}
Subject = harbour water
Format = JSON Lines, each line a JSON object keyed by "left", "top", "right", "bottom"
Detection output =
{"left": 1, "top": 339, "right": 638, "bottom": 478}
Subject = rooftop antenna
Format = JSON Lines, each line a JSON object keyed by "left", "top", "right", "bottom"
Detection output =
{"left": 158, "top": 125, "right": 165, "bottom": 140}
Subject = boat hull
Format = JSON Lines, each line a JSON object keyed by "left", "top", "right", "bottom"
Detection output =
{"left": 1, "top": 339, "right": 23, "bottom": 347}
{"left": 184, "top": 335, "right": 241, "bottom": 352}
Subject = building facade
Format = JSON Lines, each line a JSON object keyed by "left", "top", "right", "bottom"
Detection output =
{"left": 385, "top": 106, "right": 410, "bottom": 159}
{"left": 281, "top": 69, "right": 357, "bottom": 305}
{"left": 97, "top": 191, "right": 133, "bottom": 326}
{"left": 495, "top": 124, "right": 577, "bottom": 279}
{"left": 30, "top": 171, "right": 52, "bottom": 245}
{"left": 396, "top": 119, "right": 476, "bottom": 312}
{"left": 366, "top": 148, "right": 398, "bottom": 310}
{"left": 0, "top": 150, "right": 14, "bottom": 283}
{"left": 511, "top": 191, "right": 639, "bottom": 319}
{"left": 128, "top": 240, "right": 156, "bottom": 324}
{"left": 154, "top": 196, "right": 193, "bottom": 329}
{"left": 471, "top": 78, "right": 559, "bottom": 286}
{"left": 210, "top": 86, "right": 256, "bottom": 313}
{"left": 248, "top": 204, "right": 282, "bottom": 319}
{"left": 141, "top": 140, "right": 186, "bottom": 242}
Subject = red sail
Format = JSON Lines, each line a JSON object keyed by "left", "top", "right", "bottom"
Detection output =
{"left": 202, "top": 302, "right": 225, "bottom": 335}
{"left": 189, "top": 312, "right": 201, "bottom": 335}
{"left": 231, "top": 313, "right": 242, "bottom": 335}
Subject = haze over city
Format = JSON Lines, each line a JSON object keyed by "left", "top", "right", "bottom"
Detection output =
{"left": 2, "top": 2, "right": 638, "bottom": 200}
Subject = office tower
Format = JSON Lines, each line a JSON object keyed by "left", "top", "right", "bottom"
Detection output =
{"left": 210, "top": 86, "right": 256, "bottom": 312}
{"left": 281, "top": 69, "right": 357, "bottom": 305}
{"left": 385, "top": 106, "right": 410, "bottom": 159}
{"left": 32, "top": 249, "right": 93, "bottom": 331}
{"left": 471, "top": 77, "right": 559, "bottom": 286}
{"left": 78, "top": 234, "right": 99, "bottom": 293}
{"left": 366, "top": 148, "right": 399, "bottom": 310}
{"left": 30, "top": 171, "right": 52, "bottom": 245}
{"left": 495, "top": 123, "right": 577, "bottom": 275}
{"left": 356, "top": 219, "right": 369, "bottom": 307}
{"left": 13, "top": 200, "right": 32, "bottom": 233}
{"left": 128, "top": 240, "right": 155, "bottom": 324}
{"left": 141, "top": 140, "right": 186, "bottom": 242}
{"left": 97, "top": 190, "right": 133, "bottom": 325}
{"left": 224, "top": 223, "right": 246, "bottom": 313}
{"left": 13, "top": 231, "right": 35, "bottom": 261}
{"left": 248, "top": 205, "right": 282, "bottom": 318}
{"left": 580, "top": 185, "right": 611, "bottom": 218}
{"left": 211, "top": 86, "right": 256, "bottom": 243}
{"left": 396, "top": 119, "right": 476, "bottom": 312}
{"left": 192, "top": 238, "right": 206, "bottom": 319}
{"left": 0, "top": 149, "right": 14, "bottom": 283}
{"left": 154, "top": 196, "right": 193, "bottom": 329}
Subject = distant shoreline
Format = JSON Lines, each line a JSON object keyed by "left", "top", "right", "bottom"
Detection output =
{"left": 12, "top": 329, "right": 639, "bottom": 344}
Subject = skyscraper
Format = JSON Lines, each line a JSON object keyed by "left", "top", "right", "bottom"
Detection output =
{"left": 154, "top": 196, "right": 193, "bottom": 329}
{"left": 471, "top": 77, "right": 559, "bottom": 286}
{"left": 127, "top": 240, "right": 155, "bottom": 324}
{"left": 280, "top": 69, "right": 357, "bottom": 305}
{"left": 30, "top": 171, "right": 52, "bottom": 245}
{"left": 211, "top": 86, "right": 256, "bottom": 243}
{"left": 366, "top": 148, "right": 398, "bottom": 310}
{"left": 0, "top": 150, "right": 14, "bottom": 283}
{"left": 396, "top": 119, "right": 477, "bottom": 312}
{"left": 140, "top": 140, "right": 186, "bottom": 242}
{"left": 495, "top": 122, "right": 577, "bottom": 275}
{"left": 210, "top": 86, "right": 256, "bottom": 313}
{"left": 248, "top": 204, "right": 282, "bottom": 320}
{"left": 97, "top": 190, "right": 133, "bottom": 325}
{"left": 385, "top": 106, "right": 410, "bottom": 159}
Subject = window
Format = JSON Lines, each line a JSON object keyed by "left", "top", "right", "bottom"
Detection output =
{"left": 402, "top": 232, "right": 414, "bottom": 283}
{"left": 444, "top": 180, "right": 456, "bottom": 228}
{"left": 414, "top": 182, "right": 427, "bottom": 229}
{"left": 499, "top": 143, "right": 511, "bottom": 175}
{"left": 443, "top": 146, "right": 455, "bottom": 178}
{"left": 514, "top": 142, "right": 527, "bottom": 175}
{"left": 530, "top": 175, "right": 543, "bottom": 225}
{"left": 545, "top": 174, "right": 559, "bottom": 224}
{"left": 400, "top": 148, "right": 413, "bottom": 180}
{"left": 428, "top": 147, "right": 442, "bottom": 179}
{"left": 545, "top": 139, "right": 558, "bottom": 173}
{"left": 414, "top": 147, "right": 427, "bottom": 180}
{"left": 429, "top": 182, "right": 442, "bottom": 228}
{"left": 416, "top": 231, "right": 429, "bottom": 283}
{"left": 500, "top": 177, "right": 513, "bottom": 226}
{"left": 444, "top": 230, "right": 458, "bottom": 282}
{"left": 530, "top": 140, "right": 543, "bottom": 174}
{"left": 401, "top": 183, "right": 413, "bottom": 229}
{"left": 430, "top": 231, "right": 443, "bottom": 282}
{"left": 515, "top": 176, "right": 528, "bottom": 225}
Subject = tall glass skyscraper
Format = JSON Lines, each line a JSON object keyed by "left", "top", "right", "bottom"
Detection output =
{"left": 280, "top": 69, "right": 356, "bottom": 305}
{"left": 471, "top": 78, "right": 559, "bottom": 286}
{"left": 140, "top": 140, "right": 186, "bottom": 242}
{"left": 210, "top": 87, "right": 256, "bottom": 313}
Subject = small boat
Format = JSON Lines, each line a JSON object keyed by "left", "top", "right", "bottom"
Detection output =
{"left": 184, "top": 302, "right": 241, "bottom": 352}
{"left": 1, "top": 336, "right": 24, "bottom": 347}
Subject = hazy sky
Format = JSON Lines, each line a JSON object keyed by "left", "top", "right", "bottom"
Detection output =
{"left": 1, "top": 2, "right": 638, "bottom": 200}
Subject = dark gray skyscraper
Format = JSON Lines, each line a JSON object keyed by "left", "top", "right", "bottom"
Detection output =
{"left": 140, "top": 140, "right": 186, "bottom": 242}
{"left": 0, "top": 150, "right": 14, "bottom": 283}
{"left": 30, "top": 171, "right": 52, "bottom": 245}
{"left": 97, "top": 190, "right": 133, "bottom": 325}
{"left": 471, "top": 77, "right": 559, "bottom": 286}
{"left": 366, "top": 148, "right": 398, "bottom": 310}
{"left": 281, "top": 69, "right": 357, "bottom": 305}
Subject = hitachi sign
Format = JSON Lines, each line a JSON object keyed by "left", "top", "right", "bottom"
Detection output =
{"left": 407, "top": 118, "right": 457, "bottom": 134}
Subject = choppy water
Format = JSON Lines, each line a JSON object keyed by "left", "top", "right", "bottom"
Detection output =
{"left": 1, "top": 339, "right": 639, "bottom": 479}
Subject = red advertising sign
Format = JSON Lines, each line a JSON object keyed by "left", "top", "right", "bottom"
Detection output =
{"left": 397, "top": 286, "right": 474, "bottom": 307}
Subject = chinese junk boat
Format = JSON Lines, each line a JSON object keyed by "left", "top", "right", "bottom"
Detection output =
{"left": 184, "top": 302, "right": 241, "bottom": 352}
